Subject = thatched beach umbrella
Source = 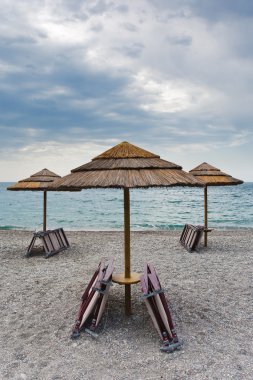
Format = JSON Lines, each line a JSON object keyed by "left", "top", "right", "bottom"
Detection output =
{"left": 7, "top": 168, "right": 61, "bottom": 231}
{"left": 50, "top": 141, "right": 204, "bottom": 315}
{"left": 189, "top": 162, "right": 243, "bottom": 247}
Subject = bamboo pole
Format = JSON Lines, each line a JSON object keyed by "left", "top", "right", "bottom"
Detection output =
{"left": 124, "top": 188, "right": 131, "bottom": 315}
{"left": 204, "top": 186, "right": 208, "bottom": 247}
{"left": 43, "top": 191, "right": 47, "bottom": 232}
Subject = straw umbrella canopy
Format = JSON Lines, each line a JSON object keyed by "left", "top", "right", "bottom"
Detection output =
{"left": 7, "top": 168, "right": 61, "bottom": 231}
{"left": 50, "top": 141, "right": 204, "bottom": 315}
{"left": 189, "top": 162, "right": 243, "bottom": 246}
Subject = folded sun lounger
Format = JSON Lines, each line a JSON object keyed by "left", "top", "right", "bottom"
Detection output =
{"left": 26, "top": 228, "right": 70, "bottom": 258}
{"left": 71, "top": 258, "right": 114, "bottom": 338}
{"left": 140, "top": 263, "right": 181, "bottom": 353}
{"left": 180, "top": 224, "right": 204, "bottom": 252}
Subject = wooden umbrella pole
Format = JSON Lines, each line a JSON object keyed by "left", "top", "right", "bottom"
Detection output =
{"left": 124, "top": 188, "right": 131, "bottom": 277}
{"left": 204, "top": 186, "right": 208, "bottom": 247}
{"left": 124, "top": 188, "right": 131, "bottom": 315}
{"left": 43, "top": 191, "right": 47, "bottom": 232}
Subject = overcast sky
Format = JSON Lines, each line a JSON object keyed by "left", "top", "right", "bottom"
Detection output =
{"left": 0, "top": 0, "right": 252, "bottom": 181}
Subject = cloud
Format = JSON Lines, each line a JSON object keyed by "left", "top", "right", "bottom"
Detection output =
{"left": 115, "top": 42, "right": 145, "bottom": 58}
{"left": 0, "top": 60, "right": 23, "bottom": 77}
{"left": 0, "top": 0, "right": 252, "bottom": 180}
{"left": 121, "top": 22, "right": 138, "bottom": 32}
{"left": 87, "top": 0, "right": 115, "bottom": 15}
{"left": 125, "top": 68, "right": 222, "bottom": 114}
{"left": 0, "top": 139, "right": 122, "bottom": 181}
{"left": 166, "top": 34, "right": 192, "bottom": 46}
{"left": 148, "top": 0, "right": 253, "bottom": 20}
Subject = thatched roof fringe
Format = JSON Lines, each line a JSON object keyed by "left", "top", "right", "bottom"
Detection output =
{"left": 50, "top": 169, "right": 203, "bottom": 190}
{"left": 21, "top": 176, "right": 58, "bottom": 183}
{"left": 192, "top": 176, "right": 243, "bottom": 186}
{"left": 7, "top": 181, "right": 55, "bottom": 191}
{"left": 72, "top": 158, "right": 182, "bottom": 172}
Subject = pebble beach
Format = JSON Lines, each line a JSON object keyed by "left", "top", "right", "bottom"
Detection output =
{"left": 0, "top": 229, "right": 252, "bottom": 380}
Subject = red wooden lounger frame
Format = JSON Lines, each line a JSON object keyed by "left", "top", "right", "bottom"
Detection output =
{"left": 71, "top": 258, "right": 114, "bottom": 338}
{"left": 141, "top": 263, "right": 181, "bottom": 352}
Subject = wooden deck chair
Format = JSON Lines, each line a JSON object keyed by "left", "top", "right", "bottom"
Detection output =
{"left": 140, "top": 263, "right": 181, "bottom": 353}
{"left": 180, "top": 224, "right": 204, "bottom": 252}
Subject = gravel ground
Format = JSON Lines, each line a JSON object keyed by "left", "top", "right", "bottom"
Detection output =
{"left": 0, "top": 229, "right": 252, "bottom": 380}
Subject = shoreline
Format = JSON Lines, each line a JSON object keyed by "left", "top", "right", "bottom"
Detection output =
{"left": 1, "top": 226, "right": 253, "bottom": 232}
{"left": 1, "top": 229, "right": 252, "bottom": 379}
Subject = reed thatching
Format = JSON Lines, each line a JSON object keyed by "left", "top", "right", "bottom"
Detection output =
{"left": 189, "top": 162, "right": 243, "bottom": 186}
{"left": 51, "top": 142, "right": 203, "bottom": 190}
{"left": 72, "top": 157, "right": 181, "bottom": 172}
{"left": 7, "top": 169, "right": 61, "bottom": 191}
{"left": 93, "top": 141, "right": 160, "bottom": 159}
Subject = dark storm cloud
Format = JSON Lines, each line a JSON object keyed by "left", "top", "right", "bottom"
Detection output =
{"left": 0, "top": 35, "right": 150, "bottom": 150}
{"left": 0, "top": 67, "right": 134, "bottom": 143}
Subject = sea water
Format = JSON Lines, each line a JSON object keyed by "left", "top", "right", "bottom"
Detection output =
{"left": 0, "top": 182, "right": 252, "bottom": 231}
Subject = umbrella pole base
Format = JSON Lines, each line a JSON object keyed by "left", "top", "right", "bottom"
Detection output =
{"left": 125, "top": 284, "right": 132, "bottom": 316}
{"left": 112, "top": 273, "right": 141, "bottom": 316}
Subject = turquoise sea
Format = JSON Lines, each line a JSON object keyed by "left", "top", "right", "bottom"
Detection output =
{"left": 0, "top": 182, "right": 252, "bottom": 231}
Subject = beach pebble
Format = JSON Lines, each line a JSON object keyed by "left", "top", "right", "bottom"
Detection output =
{"left": 0, "top": 229, "right": 252, "bottom": 380}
